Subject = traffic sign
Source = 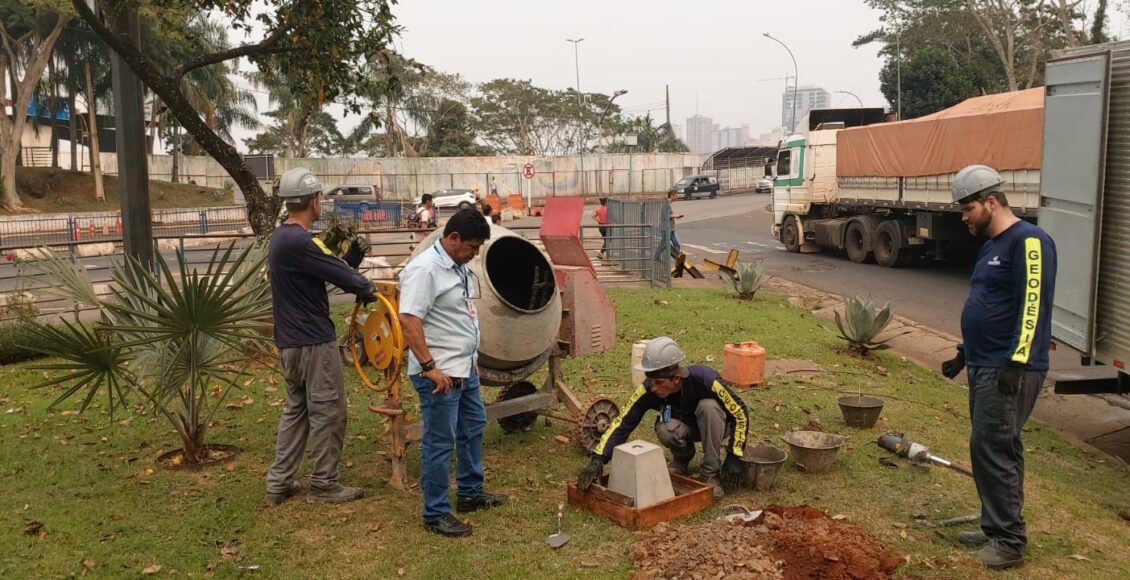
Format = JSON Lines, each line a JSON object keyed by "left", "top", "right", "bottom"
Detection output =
{"left": 522, "top": 163, "right": 536, "bottom": 179}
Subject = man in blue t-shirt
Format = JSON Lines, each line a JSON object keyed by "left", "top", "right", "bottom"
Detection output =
{"left": 265, "top": 168, "right": 375, "bottom": 506}
{"left": 941, "top": 165, "right": 1057, "bottom": 571}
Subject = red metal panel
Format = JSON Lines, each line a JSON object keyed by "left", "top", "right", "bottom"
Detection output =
{"left": 540, "top": 197, "right": 592, "bottom": 269}
{"left": 555, "top": 266, "right": 616, "bottom": 356}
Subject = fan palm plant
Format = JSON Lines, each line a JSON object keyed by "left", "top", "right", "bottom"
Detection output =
{"left": 829, "top": 295, "right": 904, "bottom": 356}
{"left": 24, "top": 243, "right": 273, "bottom": 464}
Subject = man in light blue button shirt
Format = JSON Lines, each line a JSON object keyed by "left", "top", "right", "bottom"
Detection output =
{"left": 399, "top": 209, "right": 507, "bottom": 538}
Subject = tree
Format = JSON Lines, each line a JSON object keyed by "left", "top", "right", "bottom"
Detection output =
{"left": 879, "top": 46, "right": 992, "bottom": 119}
{"left": 606, "top": 114, "right": 689, "bottom": 153}
{"left": 245, "top": 109, "right": 347, "bottom": 157}
{"left": 71, "top": 0, "right": 404, "bottom": 237}
{"left": 0, "top": 2, "right": 70, "bottom": 211}
{"left": 470, "top": 79, "right": 619, "bottom": 155}
{"left": 415, "top": 99, "right": 491, "bottom": 157}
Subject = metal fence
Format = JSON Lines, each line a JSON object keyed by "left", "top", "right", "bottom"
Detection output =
{"left": 606, "top": 198, "right": 672, "bottom": 287}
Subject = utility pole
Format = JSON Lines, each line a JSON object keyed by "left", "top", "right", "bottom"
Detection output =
{"left": 566, "top": 37, "right": 586, "bottom": 195}
{"left": 763, "top": 33, "right": 799, "bottom": 134}
{"left": 665, "top": 84, "right": 671, "bottom": 127}
{"left": 106, "top": 3, "right": 153, "bottom": 267}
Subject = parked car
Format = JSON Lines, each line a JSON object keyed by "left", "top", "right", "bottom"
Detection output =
{"left": 669, "top": 175, "right": 719, "bottom": 200}
{"left": 415, "top": 188, "right": 479, "bottom": 210}
{"left": 755, "top": 177, "right": 774, "bottom": 193}
{"left": 325, "top": 184, "right": 381, "bottom": 204}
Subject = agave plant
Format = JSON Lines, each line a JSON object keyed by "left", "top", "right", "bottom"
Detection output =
{"left": 830, "top": 296, "right": 903, "bottom": 355}
{"left": 24, "top": 243, "right": 273, "bottom": 464}
{"left": 724, "top": 261, "right": 766, "bottom": 300}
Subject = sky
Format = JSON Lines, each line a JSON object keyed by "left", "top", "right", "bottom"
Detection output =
{"left": 389, "top": 0, "right": 890, "bottom": 137}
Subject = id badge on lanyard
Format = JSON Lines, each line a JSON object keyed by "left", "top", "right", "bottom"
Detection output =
{"left": 661, "top": 404, "right": 672, "bottom": 424}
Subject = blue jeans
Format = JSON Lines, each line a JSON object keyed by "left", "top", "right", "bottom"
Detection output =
{"left": 967, "top": 366, "right": 1044, "bottom": 556}
{"left": 410, "top": 370, "right": 487, "bottom": 520}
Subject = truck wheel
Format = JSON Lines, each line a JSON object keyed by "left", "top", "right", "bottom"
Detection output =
{"left": 874, "top": 220, "right": 907, "bottom": 267}
{"left": 844, "top": 220, "right": 873, "bottom": 264}
{"left": 782, "top": 216, "right": 801, "bottom": 253}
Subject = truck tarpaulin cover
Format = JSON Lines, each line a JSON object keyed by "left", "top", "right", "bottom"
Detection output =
{"left": 836, "top": 88, "right": 1043, "bottom": 177}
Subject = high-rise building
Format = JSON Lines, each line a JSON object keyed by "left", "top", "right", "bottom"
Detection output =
{"left": 781, "top": 86, "right": 831, "bottom": 132}
{"left": 685, "top": 115, "right": 717, "bottom": 156}
{"left": 713, "top": 124, "right": 751, "bottom": 151}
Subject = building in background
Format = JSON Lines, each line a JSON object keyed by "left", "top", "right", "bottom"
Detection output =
{"left": 685, "top": 114, "right": 717, "bottom": 156}
{"left": 712, "top": 124, "right": 751, "bottom": 151}
{"left": 672, "top": 123, "right": 684, "bottom": 142}
{"left": 781, "top": 86, "right": 830, "bottom": 131}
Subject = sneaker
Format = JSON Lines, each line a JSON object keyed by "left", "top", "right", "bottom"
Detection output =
{"left": 265, "top": 481, "right": 302, "bottom": 506}
{"left": 667, "top": 458, "right": 691, "bottom": 476}
{"left": 959, "top": 530, "right": 989, "bottom": 547}
{"left": 424, "top": 513, "right": 473, "bottom": 537}
{"left": 456, "top": 491, "right": 508, "bottom": 513}
{"left": 977, "top": 545, "right": 1024, "bottom": 570}
{"left": 307, "top": 483, "right": 364, "bottom": 503}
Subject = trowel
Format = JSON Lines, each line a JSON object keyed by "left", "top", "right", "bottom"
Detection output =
{"left": 547, "top": 502, "right": 571, "bottom": 549}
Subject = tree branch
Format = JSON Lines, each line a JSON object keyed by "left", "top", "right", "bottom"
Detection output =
{"left": 171, "top": 25, "right": 293, "bottom": 84}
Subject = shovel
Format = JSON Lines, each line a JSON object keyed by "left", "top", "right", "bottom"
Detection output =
{"left": 547, "top": 502, "right": 571, "bottom": 549}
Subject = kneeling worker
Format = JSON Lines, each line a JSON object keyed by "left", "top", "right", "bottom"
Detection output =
{"left": 577, "top": 337, "right": 749, "bottom": 499}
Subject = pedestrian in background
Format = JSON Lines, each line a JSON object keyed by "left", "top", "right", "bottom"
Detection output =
{"left": 398, "top": 209, "right": 507, "bottom": 537}
{"left": 667, "top": 190, "right": 684, "bottom": 253}
{"left": 593, "top": 196, "right": 610, "bottom": 259}
{"left": 942, "top": 164, "right": 1057, "bottom": 571}
{"left": 265, "top": 168, "right": 375, "bottom": 506}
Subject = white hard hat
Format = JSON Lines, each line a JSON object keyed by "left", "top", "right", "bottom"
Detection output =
{"left": 952, "top": 164, "right": 1004, "bottom": 203}
{"left": 634, "top": 336, "right": 687, "bottom": 373}
{"left": 277, "top": 167, "right": 322, "bottom": 199}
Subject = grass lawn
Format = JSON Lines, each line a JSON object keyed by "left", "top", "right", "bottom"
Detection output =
{"left": 1, "top": 287, "right": 1128, "bottom": 578}
{"left": 5, "top": 167, "right": 234, "bottom": 215}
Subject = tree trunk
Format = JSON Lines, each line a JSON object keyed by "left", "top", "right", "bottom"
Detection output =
{"left": 49, "top": 58, "right": 59, "bottom": 169}
{"left": 171, "top": 123, "right": 179, "bottom": 183}
{"left": 85, "top": 62, "right": 105, "bottom": 202}
{"left": 68, "top": 92, "right": 78, "bottom": 171}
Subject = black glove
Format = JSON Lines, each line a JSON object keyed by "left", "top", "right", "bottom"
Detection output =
{"left": 343, "top": 236, "right": 371, "bottom": 269}
{"left": 577, "top": 457, "right": 604, "bottom": 491}
{"left": 941, "top": 344, "right": 966, "bottom": 379}
{"left": 355, "top": 292, "right": 377, "bottom": 306}
{"left": 720, "top": 451, "right": 746, "bottom": 491}
{"left": 997, "top": 361, "right": 1025, "bottom": 396}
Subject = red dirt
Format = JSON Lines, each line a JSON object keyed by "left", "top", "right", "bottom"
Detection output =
{"left": 630, "top": 505, "right": 902, "bottom": 580}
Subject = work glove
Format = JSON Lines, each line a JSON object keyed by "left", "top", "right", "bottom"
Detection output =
{"left": 343, "top": 236, "right": 371, "bottom": 269}
{"left": 577, "top": 457, "right": 604, "bottom": 491}
{"left": 996, "top": 361, "right": 1025, "bottom": 396}
{"left": 720, "top": 451, "right": 746, "bottom": 492}
{"left": 941, "top": 344, "right": 966, "bottom": 379}
{"left": 355, "top": 292, "right": 377, "bottom": 306}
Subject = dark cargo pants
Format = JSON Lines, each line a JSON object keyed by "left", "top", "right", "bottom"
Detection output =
{"left": 265, "top": 341, "right": 348, "bottom": 494}
{"left": 967, "top": 366, "right": 1044, "bottom": 556}
{"left": 654, "top": 399, "right": 727, "bottom": 477}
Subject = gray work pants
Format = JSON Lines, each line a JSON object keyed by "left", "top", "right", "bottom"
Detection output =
{"left": 265, "top": 341, "right": 348, "bottom": 493}
{"left": 654, "top": 399, "right": 726, "bottom": 477}
{"left": 967, "top": 366, "right": 1044, "bottom": 556}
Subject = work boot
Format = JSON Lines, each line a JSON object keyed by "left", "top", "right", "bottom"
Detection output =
{"left": 703, "top": 473, "right": 724, "bottom": 501}
{"left": 307, "top": 483, "right": 364, "bottom": 503}
{"left": 265, "top": 481, "right": 302, "bottom": 506}
{"left": 456, "top": 491, "right": 508, "bottom": 513}
{"left": 977, "top": 545, "right": 1024, "bottom": 570}
{"left": 667, "top": 457, "right": 692, "bottom": 476}
{"left": 959, "top": 530, "right": 989, "bottom": 547}
{"left": 424, "top": 513, "right": 473, "bottom": 537}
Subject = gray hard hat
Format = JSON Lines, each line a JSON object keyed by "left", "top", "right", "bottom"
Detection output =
{"left": 952, "top": 164, "right": 1004, "bottom": 203}
{"left": 634, "top": 336, "right": 687, "bottom": 373}
{"left": 277, "top": 167, "right": 322, "bottom": 199}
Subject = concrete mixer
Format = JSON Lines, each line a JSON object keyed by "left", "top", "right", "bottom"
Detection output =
{"left": 347, "top": 198, "right": 620, "bottom": 490}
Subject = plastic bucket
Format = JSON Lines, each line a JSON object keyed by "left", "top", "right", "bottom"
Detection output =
{"left": 837, "top": 394, "right": 886, "bottom": 428}
{"left": 782, "top": 431, "right": 844, "bottom": 474}
{"left": 742, "top": 443, "right": 788, "bottom": 491}
{"left": 631, "top": 340, "right": 648, "bottom": 387}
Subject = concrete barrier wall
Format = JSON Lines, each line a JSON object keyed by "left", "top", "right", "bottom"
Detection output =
{"left": 95, "top": 153, "right": 701, "bottom": 200}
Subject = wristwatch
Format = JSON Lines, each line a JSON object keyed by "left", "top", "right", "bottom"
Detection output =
{"left": 420, "top": 359, "right": 436, "bottom": 372}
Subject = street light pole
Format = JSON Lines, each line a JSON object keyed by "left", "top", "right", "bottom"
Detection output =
{"left": 763, "top": 33, "right": 799, "bottom": 134}
{"left": 566, "top": 37, "right": 586, "bottom": 195}
{"left": 598, "top": 89, "right": 628, "bottom": 153}
{"left": 835, "top": 90, "right": 864, "bottom": 108}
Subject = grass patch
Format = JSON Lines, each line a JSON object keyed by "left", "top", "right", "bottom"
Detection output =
{"left": 6, "top": 167, "right": 234, "bottom": 214}
{"left": 1, "top": 288, "right": 1128, "bottom": 578}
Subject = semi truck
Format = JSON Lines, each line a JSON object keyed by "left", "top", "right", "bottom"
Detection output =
{"left": 770, "top": 91, "right": 1043, "bottom": 267}
{"left": 1039, "top": 40, "right": 1130, "bottom": 394}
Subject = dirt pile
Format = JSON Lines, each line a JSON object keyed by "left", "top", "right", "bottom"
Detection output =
{"left": 631, "top": 521, "right": 783, "bottom": 579}
{"left": 630, "top": 505, "right": 902, "bottom": 580}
